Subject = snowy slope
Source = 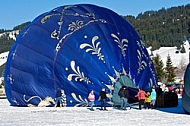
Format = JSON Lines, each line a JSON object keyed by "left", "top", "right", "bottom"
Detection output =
{"left": 0, "top": 51, "right": 9, "bottom": 66}
{"left": 0, "top": 30, "right": 19, "bottom": 41}
{"left": 0, "top": 30, "right": 19, "bottom": 67}
{"left": 150, "top": 40, "right": 189, "bottom": 67}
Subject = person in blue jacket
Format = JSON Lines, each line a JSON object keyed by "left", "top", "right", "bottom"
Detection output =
{"left": 150, "top": 87, "right": 157, "bottom": 109}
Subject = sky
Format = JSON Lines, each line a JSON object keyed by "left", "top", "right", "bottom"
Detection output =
{"left": 0, "top": 0, "right": 189, "bottom": 30}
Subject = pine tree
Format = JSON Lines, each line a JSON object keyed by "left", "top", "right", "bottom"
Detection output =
{"left": 152, "top": 54, "right": 165, "bottom": 82}
{"left": 151, "top": 41, "right": 160, "bottom": 51}
{"left": 165, "top": 54, "right": 175, "bottom": 83}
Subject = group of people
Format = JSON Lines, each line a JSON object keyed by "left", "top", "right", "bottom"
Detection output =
{"left": 88, "top": 88, "right": 107, "bottom": 111}
{"left": 88, "top": 86, "right": 157, "bottom": 111}
{"left": 135, "top": 87, "right": 157, "bottom": 110}
{"left": 117, "top": 86, "right": 158, "bottom": 110}
{"left": 88, "top": 85, "right": 131, "bottom": 111}
{"left": 54, "top": 86, "right": 157, "bottom": 111}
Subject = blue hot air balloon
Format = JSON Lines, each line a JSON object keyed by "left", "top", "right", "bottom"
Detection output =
{"left": 4, "top": 4, "right": 157, "bottom": 107}
{"left": 183, "top": 63, "right": 190, "bottom": 113}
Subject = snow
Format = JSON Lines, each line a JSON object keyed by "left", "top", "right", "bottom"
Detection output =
{"left": 0, "top": 98, "right": 189, "bottom": 126}
{"left": 0, "top": 51, "right": 9, "bottom": 66}
{"left": 0, "top": 30, "right": 19, "bottom": 41}
{"left": 150, "top": 40, "right": 189, "bottom": 67}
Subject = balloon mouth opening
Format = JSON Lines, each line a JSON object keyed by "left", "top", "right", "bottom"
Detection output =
{"left": 112, "top": 75, "right": 137, "bottom": 106}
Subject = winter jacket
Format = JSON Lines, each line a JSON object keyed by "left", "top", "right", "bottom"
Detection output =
{"left": 145, "top": 95, "right": 151, "bottom": 103}
{"left": 99, "top": 91, "right": 107, "bottom": 100}
{"left": 168, "top": 86, "right": 173, "bottom": 92}
{"left": 56, "top": 89, "right": 62, "bottom": 97}
{"left": 136, "top": 90, "right": 146, "bottom": 100}
{"left": 118, "top": 87, "right": 129, "bottom": 98}
{"left": 88, "top": 93, "right": 95, "bottom": 101}
{"left": 150, "top": 89, "right": 157, "bottom": 100}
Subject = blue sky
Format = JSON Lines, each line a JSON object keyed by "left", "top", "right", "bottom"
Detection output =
{"left": 0, "top": 0, "right": 189, "bottom": 29}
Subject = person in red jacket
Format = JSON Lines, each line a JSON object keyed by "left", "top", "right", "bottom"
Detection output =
{"left": 135, "top": 88, "right": 147, "bottom": 110}
{"left": 168, "top": 86, "right": 173, "bottom": 92}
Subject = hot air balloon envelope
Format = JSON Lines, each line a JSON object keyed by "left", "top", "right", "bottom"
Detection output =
{"left": 4, "top": 4, "right": 157, "bottom": 107}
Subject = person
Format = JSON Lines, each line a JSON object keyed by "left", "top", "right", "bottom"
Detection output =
{"left": 118, "top": 86, "right": 131, "bottom": 110}
{"left": 145, "top": 92, "right": 151, "bottom": 109}
{"left": 54, "top": 88, "right": 62, "bottom": 108}
{"left": 88, "top": 90, "right": 95, "bottom": 111}
{"left": 150, "top": 87, "right": 157, "bottom": 109}
{"left": 98, "top": 88, "right": 107, "bottom": 110}
{"left": 168, "top": 85, "right": 173, "bottom": 92}
{"left": 156, "top": 85, "right": 163, "bottom": 96}
{"left": 135, "top": 88, "right": 146, "bottom": 110}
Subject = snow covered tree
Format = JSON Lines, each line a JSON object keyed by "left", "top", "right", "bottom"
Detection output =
{"left": 176, "top": 57, "right": 187, "bottom": 80}
{"left": 165, "top": 54, "right": 175, "bottom": 82}
{"left": 152, "top": 54, "right": 165, "bottom": 82}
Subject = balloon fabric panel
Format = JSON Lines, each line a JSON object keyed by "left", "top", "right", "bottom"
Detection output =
{"left": 183, "top": 63, "right": 190, "bottom": 113}
{"left": 4, "top": 4, "right": 157, "bottom": 107}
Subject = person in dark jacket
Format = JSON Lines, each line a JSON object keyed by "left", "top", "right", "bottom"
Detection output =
{"left": 156, "top": 85, "right": 163, "bottom": 96}
{"left": 98, "top": 88, "right": 107, "bottom": 110}
{"left": 118, "top": 86, "right": 131, "bottom": 110}
{"left": 54, "top": 88, "right": 62, "bottom": 108}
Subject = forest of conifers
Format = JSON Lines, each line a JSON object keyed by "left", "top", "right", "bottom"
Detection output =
{"left": 124, "top": 4, "right": 190, "bottom": 50}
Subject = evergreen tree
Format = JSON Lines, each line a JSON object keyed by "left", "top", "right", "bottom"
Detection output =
{"left": 152, "top": 54, "right": 165, "bottom": 82}
{"left": 126, "top": 4, "right": 190, "bottom": 49}
{"left": 188, "top": 22, "right": 190, "bottom": 33}
{"left": 151, "top": 41, "right": 160, "bottom": 51}
{"left": 165, "top": 54, "right": 176, "bottom": 82}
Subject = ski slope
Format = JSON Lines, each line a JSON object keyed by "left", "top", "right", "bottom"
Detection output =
{"left": 151, "top": 40, "right": 189, "bottom": 67}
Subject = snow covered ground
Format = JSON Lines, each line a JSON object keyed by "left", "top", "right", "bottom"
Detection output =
{"left": 0, "top": 98, "right": 189, "bottom": 126}
{"left": 0, "top": 30, "right": 19, "bottom": 41}
{"left": 0, "top": 51, "right": 8, "bottom": 66}
{"left": 150, "top": 40, "right": 189, "bottom": 67}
